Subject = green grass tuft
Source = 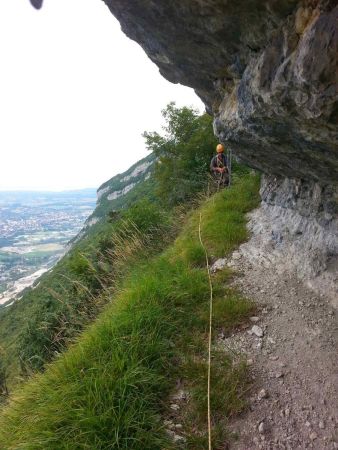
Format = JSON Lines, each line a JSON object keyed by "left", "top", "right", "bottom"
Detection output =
{"left": 0, "top": 174, "right": 260, "bottom": 449}
{"left": 175, "top": 173, "right": 260, "bottom": 260}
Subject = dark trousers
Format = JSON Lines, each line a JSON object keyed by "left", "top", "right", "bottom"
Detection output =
{"left": 212, "top": 171, "right": 229, "bottom": 189}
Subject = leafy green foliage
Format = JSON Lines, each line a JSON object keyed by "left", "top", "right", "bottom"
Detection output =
{"left": 144, "top": 102, "right": 218, "bottom": 206}
{"left": 15, "top": 205, "right": 174, "bottom": 376}
{"left": 117, "top": 199, "right": 170, "bottom": 236}
{"left": 0, "top": 349, "right": 8, "bottom": 399}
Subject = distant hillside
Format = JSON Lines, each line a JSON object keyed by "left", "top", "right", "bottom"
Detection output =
{"left": 80, "top": 153, "right": 156, "bottom": 235}
{"left": 92, "top": 153, "right": 155, "bottom": 220}
{"left": 65, "top": 154, "right": 157, "bottom": 256}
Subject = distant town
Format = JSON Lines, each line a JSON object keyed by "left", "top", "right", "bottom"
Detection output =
{"left": 0, "top": 189, "right": 97, "bottom": 306}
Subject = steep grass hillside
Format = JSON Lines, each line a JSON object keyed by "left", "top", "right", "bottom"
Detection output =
{"left": 0, "top": 153, "right": 157, "bottom": 387}
{"left": 0, "top": 104, "right": 221, "bottom": 390}
{"left": 0, "top": 174, "right": 260, "bottom": 449}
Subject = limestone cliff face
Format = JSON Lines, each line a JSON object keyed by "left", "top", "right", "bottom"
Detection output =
{"left": 241, "top": 175, "right": 338, "bottom": 305}
{"left": 104, "top": 0, "right": 338, "bottom": 302}
{"left": 103, "top": 0, "right": 337, "bottom": 184}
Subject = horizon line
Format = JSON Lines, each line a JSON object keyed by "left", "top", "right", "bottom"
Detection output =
{"left": 0, "top": 186, "right": 98, "bottom": 193}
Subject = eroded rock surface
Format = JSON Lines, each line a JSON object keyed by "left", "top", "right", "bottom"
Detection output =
{"left": 240, "top": 175, "right": 338, "bottom": 303}
{"left": 103, "top": 0, "right": 337, "bottom": 183}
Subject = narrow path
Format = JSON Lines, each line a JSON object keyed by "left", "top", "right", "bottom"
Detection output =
{"left": 220, "top": 252, "right": 338, "bottom": 449}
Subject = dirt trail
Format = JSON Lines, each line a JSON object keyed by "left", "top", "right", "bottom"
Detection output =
{"left": 220, "top": 252, "right": 338, "bottom": 449}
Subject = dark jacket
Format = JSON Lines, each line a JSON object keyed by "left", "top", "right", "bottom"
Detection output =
{"left": 210, "top": 154, "right": 227, "bottom": 173}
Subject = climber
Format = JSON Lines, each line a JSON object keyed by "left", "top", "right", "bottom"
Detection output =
{"left": 210, "top": 143, "right": 229, "bottom": 189}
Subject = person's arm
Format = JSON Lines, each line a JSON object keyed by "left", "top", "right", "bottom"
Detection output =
{"left": 210, "top": 157, "right": 217, "bottom": 173}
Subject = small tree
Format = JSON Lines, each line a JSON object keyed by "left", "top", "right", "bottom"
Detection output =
{"left": 143, "top": 102, "right": 218, "bottom": 206}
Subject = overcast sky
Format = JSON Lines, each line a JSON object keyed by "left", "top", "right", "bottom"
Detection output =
{"left": 0, "top": 0, "right": 203, "bottom": 191}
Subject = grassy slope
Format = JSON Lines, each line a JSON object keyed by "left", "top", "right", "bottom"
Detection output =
{"left": 0, "top": 174, "right": 260, "bottom": 449}
{"left": 0, "top": 155, "right": 157, "bottom": 385}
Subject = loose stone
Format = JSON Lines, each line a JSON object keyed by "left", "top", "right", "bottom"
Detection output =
{"left": 251, "top": 325, "right": 264, "bottom": 337}
{"left": 250, "top": 316, "right": 260, "bottom": 322}
{"left": 258, "top": 389, "right": 268, "bottom": 400}
{"left": 173, "top": 434, "right": 186, "bottom": 443}
{"left": 309, "top": 432, "right": 318, "bottom": 441}
{"left": 258, "top": 421, "right": 265, "bottom": 434}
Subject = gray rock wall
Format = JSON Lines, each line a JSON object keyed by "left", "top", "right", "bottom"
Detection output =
{"left": 214, "top": 3, "right": 338, "bottom": 183}
{"left": 239, "top": 175, "right": 338, "bottom": 304}
{"left": 103, "top": 0, "right": 337, "bottom": 183}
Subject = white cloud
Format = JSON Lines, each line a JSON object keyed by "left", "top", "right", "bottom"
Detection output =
{"left": 0, "top": 0, "right": 203, "bottom": 190}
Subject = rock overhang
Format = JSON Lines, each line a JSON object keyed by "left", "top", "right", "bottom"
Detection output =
{"left": 103, "top": 0, "right": 338, "bottom": 184}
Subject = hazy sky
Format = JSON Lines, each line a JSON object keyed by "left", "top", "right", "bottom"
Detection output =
{"left": 0, "top": 0, "right": 203, "bottom": 191}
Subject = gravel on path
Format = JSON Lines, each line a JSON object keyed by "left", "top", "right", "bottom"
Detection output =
{"left": 219, "top": 252, "right": 338, "bottom": 450}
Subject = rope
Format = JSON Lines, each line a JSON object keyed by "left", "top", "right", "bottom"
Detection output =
{"left": 228, "top": 148, "right": 232, "bottom": 188}
{"left": 200, "top": 145, "right": 231, "bottom": 448}
{"left": 198, "top": 212, "right": 213, "bottom": 450}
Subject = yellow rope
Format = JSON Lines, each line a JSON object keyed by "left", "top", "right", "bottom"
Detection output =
{"left": 198, "top": 212, "right": 213, "bottom": 450}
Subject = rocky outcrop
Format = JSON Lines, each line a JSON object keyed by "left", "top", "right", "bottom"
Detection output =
{"left": 238, "top": 175, "right": 338, "bottom": 303}
{"left": 120, "top": 161, "right": 153, "bottom": 183}
{"left": 83, "top": 153, "right": 155, "bottom": 230}
{"left": 103, "top": 0, "right": 337, "bottom": 302}
{"left": 103, "top": 0, "right": 337, "bottom": 183}
{"left": 96, "top": 154, "right": 154, "bottom": 206}
{"left": 107, "top": 182, "right": 137, "bottom": 200}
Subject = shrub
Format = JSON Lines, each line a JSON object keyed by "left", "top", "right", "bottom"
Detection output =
{"left": 143, "top": 103, "right": 218, "bottom": 206}
{"left": 118, "top": 199, "right": 170, "bottom": 236}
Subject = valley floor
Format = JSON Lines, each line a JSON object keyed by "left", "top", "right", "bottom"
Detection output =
{"left": 223, "top": 251, "right": 338, "bottom": 449}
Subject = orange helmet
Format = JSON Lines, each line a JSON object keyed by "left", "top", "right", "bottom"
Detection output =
{"left": 216, "top": 143, "right": 225, "bottom": 153}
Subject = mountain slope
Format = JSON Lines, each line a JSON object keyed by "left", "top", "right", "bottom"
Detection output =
{"left": 0, "top": 152, "right": 156, "bottom": 387}
{"left": 0, "top": 104, "right": 218, "bottom": 389}
{"left": 0, "top": 105, "right": 267, "bottom": 448}
{"left": 0, "top": 174, "right": 261, "bottom": 449}
{"left": 91, "top": 153, "right": 155, "bottom": 221}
